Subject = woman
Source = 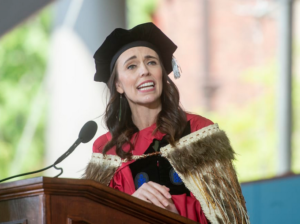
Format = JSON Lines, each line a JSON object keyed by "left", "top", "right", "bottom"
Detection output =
{"left": 84, "top": 23, "right": 250, "bottom": 224}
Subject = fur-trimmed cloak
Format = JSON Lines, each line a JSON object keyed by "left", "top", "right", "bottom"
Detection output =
{"left": 83, "top": 122, "right": 250, "bottom": 224}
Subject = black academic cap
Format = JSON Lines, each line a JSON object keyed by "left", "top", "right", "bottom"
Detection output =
{"left": 93, "top": 22, "right": 177, "bottom": 83}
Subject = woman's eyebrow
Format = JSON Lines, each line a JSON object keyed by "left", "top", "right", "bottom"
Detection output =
{"left": 123, "top": 55, "right": 158, "bottom": 65}
{"left": 124, "top": 55, "right": 137, "bottom": 65}
{"left": 144, "top": 55, "right": 158, "bottom": 60}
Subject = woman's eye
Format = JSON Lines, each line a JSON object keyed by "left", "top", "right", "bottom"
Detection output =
{"left": 127, "top": 65, "right": 136, "bottom": 70}
{"left": 148, "top": 61, "right": 157, "bottom": 65}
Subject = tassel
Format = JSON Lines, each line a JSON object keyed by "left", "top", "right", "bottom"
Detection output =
{"left": 172, "top": 56, "right": 182, "bottom": 79}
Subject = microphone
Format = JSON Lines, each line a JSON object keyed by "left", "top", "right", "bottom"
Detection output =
{"left": 54, "top": 120, "right": 98, "bottom": 165}
{"left": 0, "top": 120, "right": 98, "bottom": 183}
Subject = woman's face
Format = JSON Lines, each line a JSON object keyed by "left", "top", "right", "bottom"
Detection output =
{"left": 115, "top": 47, "right": 163, "bottom": 108}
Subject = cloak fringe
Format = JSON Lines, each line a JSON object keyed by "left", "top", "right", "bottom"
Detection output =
{"left": 82, "top": 153, "right": 122, "bottom": 186}
{"left": 161, "top": 124, "right": 250, "bottom": 224}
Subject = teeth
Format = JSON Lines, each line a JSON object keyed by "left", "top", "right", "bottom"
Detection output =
{"left": 138, "top": 82, "right": 154, "bottom": 89}
{"left": 139, "top": 86, "right": 153, "bottom": 91}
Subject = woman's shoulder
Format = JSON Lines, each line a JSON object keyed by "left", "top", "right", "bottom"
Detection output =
{"left": 92, "top": 132, "right": 112, "bottom": 153}
{"left": 185, "top": 112, "right": 214, "bottom": 132}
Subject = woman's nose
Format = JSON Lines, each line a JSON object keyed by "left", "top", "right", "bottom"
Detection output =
{"left": 139, "top": 63, "right": 150, "bottom": 76}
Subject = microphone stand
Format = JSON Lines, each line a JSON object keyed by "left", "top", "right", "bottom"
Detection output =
{"left": 0, "top": 139, "right": 82, "bottom": 183}
{"left": 0, "top": 120, "right": 97, "bottom": 183}
{"left": 0, "top": 164, "right": 54, "bottom": 183}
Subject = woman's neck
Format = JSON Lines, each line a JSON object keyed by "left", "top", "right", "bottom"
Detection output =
{"left": 130, "top": 101, "right": 162, "bottom": 130}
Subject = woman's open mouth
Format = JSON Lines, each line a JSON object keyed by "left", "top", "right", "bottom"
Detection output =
{"left": 137, "top": 81, "right": 155, "bottom": 92}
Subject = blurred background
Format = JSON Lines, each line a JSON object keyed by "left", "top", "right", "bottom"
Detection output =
{"left": 0, "top": 0, "right": 299, "bottom": 223}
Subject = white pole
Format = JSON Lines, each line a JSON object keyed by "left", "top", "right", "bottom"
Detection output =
{"left": 45, "top": 0, "right": 126, "bottom": 178}
{"left": 277, "top": 0, "right": 293, "bottom": 175}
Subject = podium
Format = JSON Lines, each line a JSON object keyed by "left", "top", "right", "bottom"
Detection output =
{"left": 0, "top": 177, "right": 197, "bottom": 224}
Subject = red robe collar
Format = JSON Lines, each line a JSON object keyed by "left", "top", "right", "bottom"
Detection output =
{"left": 105, "top": 113, "right": 204, "bottom": 172}
{"left": 105, "top": 122, "right": 166, "bottom": 172}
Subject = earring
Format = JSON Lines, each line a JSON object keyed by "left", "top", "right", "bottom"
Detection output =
{"left": 119, "top": 94, "right": 122, "bottom": 122}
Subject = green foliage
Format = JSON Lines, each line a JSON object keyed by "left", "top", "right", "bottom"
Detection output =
{"left": 0, "top": 8, "right": 52, "bottom": 180}
{"left": 199, "top": 62, "right": 300, "bottom": 182}
{"left": 126, "top": 0, "right": 158, "bottom": 28}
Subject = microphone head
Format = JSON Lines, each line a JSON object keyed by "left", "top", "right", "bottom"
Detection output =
{"left": 79, "top": 120, "right": 98, "bottom": 143}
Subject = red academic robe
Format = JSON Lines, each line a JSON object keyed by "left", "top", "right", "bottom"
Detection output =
{"left": 92, "top": 113, "right": 213, "bottom": 223}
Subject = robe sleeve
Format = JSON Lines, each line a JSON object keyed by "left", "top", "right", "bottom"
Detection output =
{"left": 109, "top": 166, "right": 136, "bottom": 195}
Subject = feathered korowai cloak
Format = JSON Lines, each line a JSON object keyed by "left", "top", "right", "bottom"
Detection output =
{"left": 83, "top": 124, "right": 250, "bottom": 224}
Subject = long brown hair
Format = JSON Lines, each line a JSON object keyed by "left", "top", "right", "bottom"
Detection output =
{"left": 102, "top": 61, "right": 186, "bottom": 159}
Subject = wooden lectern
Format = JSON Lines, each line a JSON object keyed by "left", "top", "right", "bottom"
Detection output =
{"left": 0, "top": 177, "right": 197, "bottom": 224}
